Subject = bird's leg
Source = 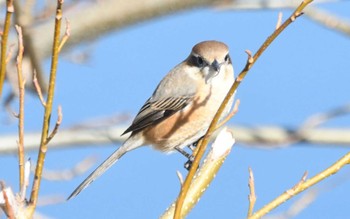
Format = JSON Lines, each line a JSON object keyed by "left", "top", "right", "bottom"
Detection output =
{"left": 177, "top": 137, "right": 204, "bottom": 170}
{"left": 187, "top": 136, "right": 203, "bottom": 151}
{"left": 175, "top": 146, "right": 193, "bottom": 160}
{"left": 188, "top": 144, "right": 196, "bottom": 151}
{"left": 175, "top": 146, "right": 195, "bottom": 171}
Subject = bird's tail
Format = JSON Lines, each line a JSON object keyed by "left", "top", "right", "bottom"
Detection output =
{"left": 67, "top": 139, "right": 139, "bottom": 200}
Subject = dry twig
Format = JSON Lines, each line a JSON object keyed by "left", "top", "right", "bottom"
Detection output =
{"left": 27, "top": 0, "right": 64, "bottom": 216}
{"left": 46, "top": 105, "right": 63, "bottom": 144}
{"left": 247, "top": 167, "right": 256, "bottom": 217}
{"left": 249, "top": 153, "right": 350, "bottom": 219}
{"left": 0, "top": 0, "right": 14, "bottom": 99}
{"left": 33, "top": 70, "right": 47, "bottom": 106}
{"left": 0, "top": 182, "right": 14, "bottom": 219}
{"left": 58, "top": 18, "right": 71, "bottom": 53}
{"left": 15, "top": 25, "right": 26, "bottom": 192}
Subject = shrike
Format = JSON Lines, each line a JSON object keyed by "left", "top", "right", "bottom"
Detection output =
{"left": 68, "top": 40, "right": 234, "bottom": 200}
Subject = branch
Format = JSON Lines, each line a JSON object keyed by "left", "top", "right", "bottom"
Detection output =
{"left": 33, "top": 70, "right": 46, "bottom": 106}
{"left": 160, "top": 128, "right": 235, "bottom": 218}
{"left": 45, "top": 105, "right": 63, "bottom": 144}
{"left": 305, "top": 6, "right": 350, "bottom": 37}
{"left": 58, "top": 18, "right": 70, "bottom": 53}
{"left": 15, "top": 25, "right": 25, "bottom": 192}
{"left": 0, "top": 0, "right": 14, "bottom": 99}
{"left": 28, "top": 0, "right": 64, "bottom": 215}
{"left": 0, "top": 182, "right": 15, "bottom": 219}
{"left": 249, "top": 153, "right": 350, "bottom": 218}
{"left": 174, "top": 1, "right": 313, "bottom": 217}
{"left": 1, "top": 125, "right": 350, "bottom": 154}
{"left": 247, "top": 167, "right": 256, "bottom": 217}
{"left": 30, "top": 0, "right": 218, "bottom": 59}
{"left": 13, "top": 0, "right": 48, "bottom": 94}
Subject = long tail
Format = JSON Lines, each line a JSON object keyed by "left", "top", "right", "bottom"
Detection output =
{"left": 67, "top": 145, "right": 129, "bottom": 200}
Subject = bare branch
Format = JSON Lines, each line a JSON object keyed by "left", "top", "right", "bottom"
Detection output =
{"left": 276, "top": 12, "right": 283, "bottom": 29}
{"left": 15, "top": 24, "right": 26, "bottom": 193}
{"left": 20, "top": 159, "right": 31, "bottom": 201}
{"left": 0, "top": 0, "right": 14, "bottom": 99}
{"left": 33, "top": 70, "right": 47, "bottom": 107}
{"left": 46, "top": 105, "right": 63, "bottom": 144}
{"left": 2, "top": 123, "right": 350, "bottom": 155}
{"left": 305, "top": 6, "right": 350, "bottom": 36}
{"left": 247, "top": 167, "right": 256, "bottom": 217}
{"left": 29, "top": 0, "right": 64, "bottom": 215}
{"left": 176, "top": 171, "right": 184, "bottom": 186}
{"left": 300, "top": 104, "right": 350, "bottom": 129}
{"left": 249, "top": 153, "right": 350, "bottom": 218}
{"left": 58, "top": 18, "right": 71, "bottom": 53}
{"left": 0, "top": 182, "right": 15, "bottom": 219}
{"left": 13, "top": 0, "right": 48, "bottom": 95}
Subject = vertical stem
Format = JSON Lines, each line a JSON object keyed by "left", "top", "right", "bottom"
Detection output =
{"left": 28, "top": 0, "right": 63, "bottom": 213}
{"left": 0, "top": 0, "right": 14, "bottom": 99}
{"left": 15, "top": 25, "right": 25, "bottom": 192}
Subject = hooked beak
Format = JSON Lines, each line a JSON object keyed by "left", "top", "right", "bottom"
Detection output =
{"left": 211, "top": 59, "right": 220, "bottom": 72}
{"left": 205, "top": 59, "right": 221, "bottom": 84}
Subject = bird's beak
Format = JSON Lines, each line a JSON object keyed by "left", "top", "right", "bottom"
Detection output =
{"left": 205, "top": 59, "right": 221, "bottom": 84}
{"left": 211, "top": 59, "right": 220, "bottom": 72}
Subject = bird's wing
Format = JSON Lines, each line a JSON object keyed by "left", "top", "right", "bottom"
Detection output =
{"left": 122, "top": 95, "right": 194, "bottom": 135}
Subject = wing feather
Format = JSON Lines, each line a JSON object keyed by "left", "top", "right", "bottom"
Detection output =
{"left": 122, "top": 96, "right": 193, "bottom": 135}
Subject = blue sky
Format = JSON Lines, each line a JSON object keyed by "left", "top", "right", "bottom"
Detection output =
{"left": 1, "top": 1, "right": 350, "bottom": 218}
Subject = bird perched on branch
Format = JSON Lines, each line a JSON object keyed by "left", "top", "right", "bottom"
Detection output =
{"left": 68, "top": 40, "right": 235, "bottom": 200}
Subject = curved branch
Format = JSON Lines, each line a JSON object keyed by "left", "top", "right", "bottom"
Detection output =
{"left": 249, "top": 152, "right": 350, "bottom": 218}
{"left": 31, "top": 0, "right": 217, "bottom": 59}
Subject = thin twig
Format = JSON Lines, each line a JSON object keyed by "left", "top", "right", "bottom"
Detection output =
{"left": 305, "top": 6, "right": 350, "bottom": 37}
{"left": 33, "top": 70, "right": 47, "bottom": 107}
{"left": 0, "top": 182, "right": 15, "bottom": 219}
{"left": 276, "top": 12, "right": 283, "bottom": 29}
{"left": 20, "top": 159, "right": 31, "bottom": 201}
{"left": 46, "top": 105, "right": 63, "bottom": 144}
{"left": 248, "top": 156, "right": 350, "bottom": 219}
{"left": 247, "top": 167, "right": 256, "bottom": 217}
{"left": 28, "top": 0, "right": 64, "bottom": 216}
{"left": 289, "top": 171, "right": 308, "bottom": 192}
{"left": 15, "top": 25, "right": 26, "bottom": 194}
{"left": 300, "top": 104, "right": 350, "bottom": 130}
{"left": 58, "top": 18, "right": 71, "bottom": 53}
{"left": 0, "top": 0, "right": 14, "bottom": 99}
{"left": 173, "top": 1, "right": 313, "bottom": 218}
{"left": 13, "top": 0, "right": 48, "bottom": 95}
{"left": 176, "top": 171, "right": 184, "bottom": 186}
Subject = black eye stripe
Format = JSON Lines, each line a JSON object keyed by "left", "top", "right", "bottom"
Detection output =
{"left": 225, "top": 54, "right": 231, "bottom": 64}
{"left": 188, "top": 55, "right": 207, "bottom": 68}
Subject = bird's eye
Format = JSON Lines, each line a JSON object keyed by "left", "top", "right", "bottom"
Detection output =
{"left": 224, "top": 54, "right": 231, "bottom": 63}
{"left": 196, "top": 56, "right": 205, "bottom": 67}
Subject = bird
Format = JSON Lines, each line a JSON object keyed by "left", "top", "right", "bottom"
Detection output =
{"left": 67, "top": 40, "right": 235, "bottom": 200}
